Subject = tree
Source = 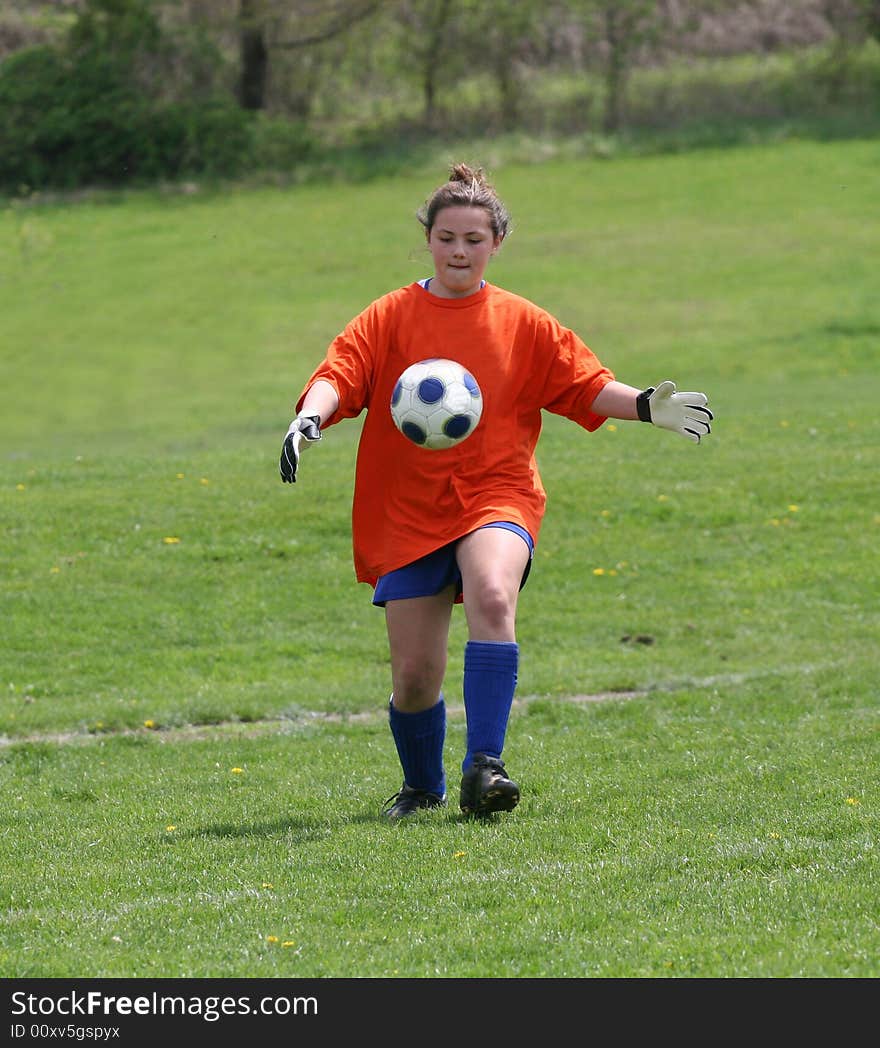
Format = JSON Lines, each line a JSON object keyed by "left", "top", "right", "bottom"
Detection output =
{"left": 237, "top": 0, "right": 269, "bottom": 109}
{"left": 392, "top": 0, "right": 459, "bottom": 127}
{"left": 864, "top": 0, "right": 880, "bottom": 38}
{"left": 236, "top": 0, "right": 385, "bottom": 111}
{"left": 568, "top": 1, "right": 741, "bottom": 135}
{"left": 821, "top": 0, "right": 868, "bottom": 42}
{"left": 567, "top": 0, "right": 673, "bottom": 134}
{"left": 461, "top": 0, "right": 544, "bottom": 131}
{"left": 818, "top": 0, "right": 871, "bottom": 101}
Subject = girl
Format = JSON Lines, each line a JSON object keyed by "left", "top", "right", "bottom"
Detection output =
{"left": 280, "top": 164, "right": 713, "bottom": 820}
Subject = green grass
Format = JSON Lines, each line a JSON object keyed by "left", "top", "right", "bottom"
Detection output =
{"left": 2, "top": 683, "right": 875, "bottom": 978}
{"left": 1, "top": 138, "right": 878, "bottom": 979}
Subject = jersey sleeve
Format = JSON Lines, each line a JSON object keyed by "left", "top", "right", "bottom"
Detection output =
{"left": 295, "top": 298, "right": 388, "bottom": 427}
{"left": 533, "top": 312, "right": 615, "bottom": 431}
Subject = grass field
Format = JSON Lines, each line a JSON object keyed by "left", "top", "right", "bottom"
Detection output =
{"left": 1, "top": 137, "right": 878, "bottom": 982}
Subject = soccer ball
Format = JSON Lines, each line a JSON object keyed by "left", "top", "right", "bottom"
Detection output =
{"left": 390, "top": 358, "right": 483, "bottom": 450}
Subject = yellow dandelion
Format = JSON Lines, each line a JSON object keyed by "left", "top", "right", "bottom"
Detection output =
{"left": 162, "top": 536, "right": 180, "bottom": 544}
{"left": 281, "top": 941, "right": 296, "bottom": 948}
{"left": 231, "top": 767, "right": 244, "bottom": 774}
{"left": 769, "top": 832, "right": 780, "bottom": 840}
{"left": 787, "top": 504, "right": 799, "bottom": 513}
{"left": 262, "top": 882, "right": 274, "bottom": 889}
{"left": 165, "top": 825, "right": 177, "bottom": 832}
{"left": 600, "top": 509, "right": 611, "bottom": 518}
{"left": 95, "top": 721, "right": 104, "bottom": 730}
{"left": 453, "top": 851, "right": 466, "bottom": 858}
{"left": 845, "top": 797, "right": 860, "bottom": 806}
{"left": 607, "top": 424, "right": 617, "bottom": 432}
{"left": 266, "top": 935, "right": 279, "bottom": 943}
{"left": 50, "top": 566, "right": 60, "bottom": 574}
{"left": 780, "top": 420, "right": 790, "bottom": 428}
{"left": 200, "top": 477, "right": 209, "bottom": 486}
{"left": 16, "top": 483, "right": 25, "bottom": 491}
{"left": 175, "top": 473, "right": 185, "bottom": 480}
{"left": 143, "top": 719, "right": 156, "bottom": 729}
{"left": 592, "top": 567, "right": 605, "bottom": 576}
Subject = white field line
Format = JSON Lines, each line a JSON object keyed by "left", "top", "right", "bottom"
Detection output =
{"left": 0, "top": 663, "right": 828, "bottom": 749}
{"left": 0, "top": 689, "right": 643, "bottom": 749}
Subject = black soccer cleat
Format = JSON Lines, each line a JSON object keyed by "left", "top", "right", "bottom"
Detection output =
{"left": 459, "top": 753, "right": 520, "bottom": 817}
{"left": 381, "top": 783, "right": 447, "bottom": 821}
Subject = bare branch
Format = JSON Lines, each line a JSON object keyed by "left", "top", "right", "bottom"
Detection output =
{"left": 271, "top": 0, "right": 384, "bottom": 50}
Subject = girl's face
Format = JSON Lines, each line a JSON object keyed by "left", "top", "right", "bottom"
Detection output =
{"left": 426, "top": 206, "right": 501, "bottom": 298}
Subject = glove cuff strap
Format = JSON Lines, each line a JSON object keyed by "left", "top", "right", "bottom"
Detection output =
{"left": 636, "top": 388, "right": 655, "bottom": 423}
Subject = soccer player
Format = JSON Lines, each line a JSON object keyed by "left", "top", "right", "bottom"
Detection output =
{"left": 280, "top": 164, "right": 713, "bottom": 820}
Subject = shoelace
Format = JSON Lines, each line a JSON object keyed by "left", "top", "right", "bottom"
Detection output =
{"left": 474, "top": 756, "right": 508, "bottom": 778}
{"left": 382, "top": 784, "right": 414, "bottom": 810}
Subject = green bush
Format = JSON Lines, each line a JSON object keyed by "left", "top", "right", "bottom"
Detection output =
{"left": 0, "top": 0, "right": 263, "bottom": 192}
{"left": 0, "top": 46, "right": 76, "bottom": 189}
{"left": 146, "top": 101, "right": 257, "bottom": 180}
{"left": 249, "top": 114, "right": 318, "bottom": 175}
{"left": 0, "top": 43, "right": 256, "bottom": 191}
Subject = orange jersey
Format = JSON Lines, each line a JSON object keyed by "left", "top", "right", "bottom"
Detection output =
{"left": 296, "top": 282, "right": 615, "bottom": 586}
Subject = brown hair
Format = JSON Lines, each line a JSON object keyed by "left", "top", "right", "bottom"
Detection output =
{"left": 417, "top": 163, "right": 511, "bottom": 242}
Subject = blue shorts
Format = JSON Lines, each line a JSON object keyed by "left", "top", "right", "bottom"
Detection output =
{"left": 372, "top": 522, "right": 535, "bottom": 607}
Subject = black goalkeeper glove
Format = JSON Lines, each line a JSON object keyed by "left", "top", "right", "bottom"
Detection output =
{"left": 279, "top": 413, "right": 322, "bottom": 483}
{"left": 636, "top": 381, "right": 713, "bottom": 443}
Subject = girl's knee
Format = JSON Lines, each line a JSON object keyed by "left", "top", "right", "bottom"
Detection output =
{"left": 465, "top": 581, "right": 517, "bottom": 636}
{"left": 391, "top": 656, "right": 445, "bottom": 709}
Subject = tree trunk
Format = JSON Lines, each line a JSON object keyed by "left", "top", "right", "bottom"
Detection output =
{"left": 238, "top": 0, "right": 268, "bottom": 111}
{"left": 421, "top": 0, "right": 454, "bottom": 128}
{"left": 602, "top": 5, "right": 627, "bottom": 134}
{"left": 496, "top": 56, "right": 519, "bottom": 130}
{"left": 868, "top": 0, "right": 880, "bottom": 41}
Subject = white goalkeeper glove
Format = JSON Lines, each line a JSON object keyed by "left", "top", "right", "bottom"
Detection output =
{"left": 279, "top": 413, "right": 322, "bottom": 483}
{"left": 636, "top": 381, "right": 713, "bottom": 443}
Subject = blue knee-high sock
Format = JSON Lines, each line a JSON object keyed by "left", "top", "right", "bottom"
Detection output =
{"left": 462, "top": 640, "right": 519, "bottom": 772}
{"left": 388, "top": 695, "right": 446, "bottom": 796}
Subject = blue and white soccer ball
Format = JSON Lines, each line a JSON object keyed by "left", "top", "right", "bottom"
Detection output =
{"left": 390, "top": 358, "right": 483, "bottom": 450}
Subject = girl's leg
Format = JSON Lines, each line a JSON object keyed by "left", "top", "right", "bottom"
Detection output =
{"left": 385, "top": 587, "right": 455, "bottom": 711}
{"left": 383, "top": 588, "right": 455, "bottom": 804}
{"left": 455, "top": 527, "right": 530, "bottom": 776}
